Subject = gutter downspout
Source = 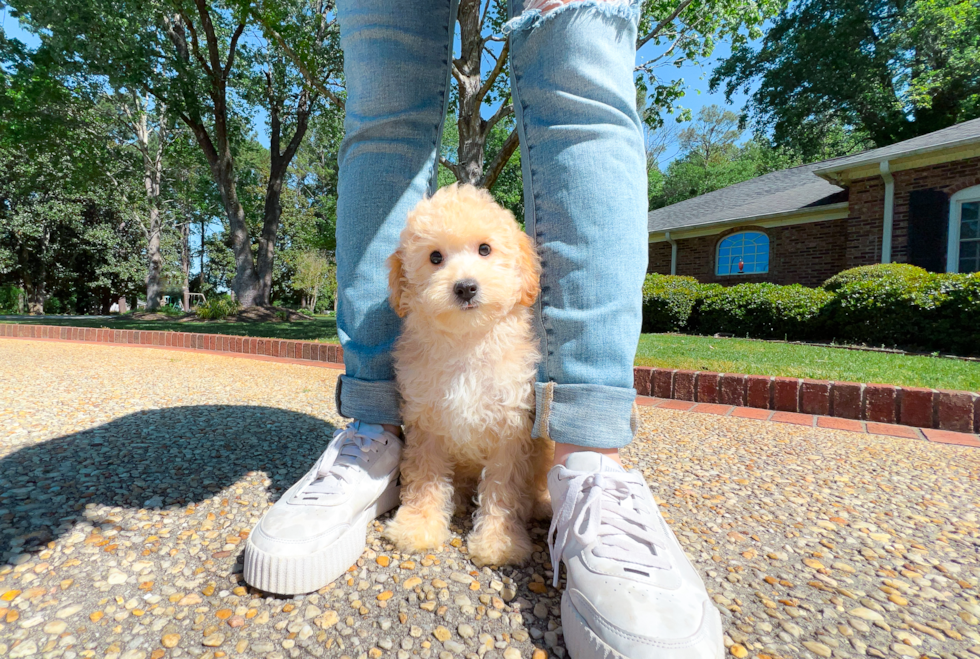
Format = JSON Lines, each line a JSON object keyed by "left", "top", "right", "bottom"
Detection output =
{"left": 879, "top": 161, "right": 894, "bottom": 264}
{"left": 665, "top": 231, "right": 678, "bottom": 275}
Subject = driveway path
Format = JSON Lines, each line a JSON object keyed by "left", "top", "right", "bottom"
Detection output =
{"left": 1, "top": 340, "right": 978, "bottom": 659}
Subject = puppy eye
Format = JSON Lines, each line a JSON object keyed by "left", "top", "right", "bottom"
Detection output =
{"left": 429, "top": 251, "right": 443, "bottom": 265}
{"left": 478, "top": 243, "right": 491, "bottom": 257}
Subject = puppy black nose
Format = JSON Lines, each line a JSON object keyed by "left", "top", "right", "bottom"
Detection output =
{"left": 453, "top": 279, "right": 479, "bottom": 303}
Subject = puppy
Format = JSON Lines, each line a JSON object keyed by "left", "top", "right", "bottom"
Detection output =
{"left": 383, "top": 183, "right": 552, "bottom": 566}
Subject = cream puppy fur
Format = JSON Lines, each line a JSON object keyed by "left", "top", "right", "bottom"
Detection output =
{"left": 384, "top": 183, "right": 552, "bottom": 566}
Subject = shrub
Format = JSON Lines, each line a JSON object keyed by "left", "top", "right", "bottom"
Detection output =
{"left": 196, "top": 296, "right": 240, "bottom": 320}
{"left": 822, "top": 263, "right": 929, "bottom": 292}
{"left": 0, "top": 284, "right": 24, "bottom": 313}
{"left": 641, "top": 274, "right": 703, "bottom": 332}
{"left": 826, "top": 270, "right": 980, "bottom": 355}
{"left": 697, "top": 283, "right": 833, "bottom": 340}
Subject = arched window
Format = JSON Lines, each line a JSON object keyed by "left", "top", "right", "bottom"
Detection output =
{"left": 948, "top": 185, "right": 980, "bottom": 273}
{"left": 716, "top": 231, "right": 769, "bottom": 276}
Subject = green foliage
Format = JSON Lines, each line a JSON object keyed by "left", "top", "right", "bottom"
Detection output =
{"left": 822, "top": 264, "right": 930, "bottom": 292}
{"left": 641, "top": 274, "right": 704, "bottom": 332}
{"left": 642, "top": 270, "right": 980, "bottom": 355}
{"left": 290, "top": 250, "right": 336, "bottom": 311}
{"left": 648, "top": 106, "right": 863, "bottom": 210}
{"left": 636, "top": 0, "right": 783, "bottom": 127}
{"left": 824, "top": 271, "right": 980, "bottom": 354}
{"left": 712, "top": 0, "right": 980, "bottom": 155}
{"left": 0, "top": 285, "right": 24, "bottom": 313}
{"left": 698, "top": 283, "right": 833, "bottom": 340}
{"left": 196, "top": 296, "right": 241, "bottom": 321}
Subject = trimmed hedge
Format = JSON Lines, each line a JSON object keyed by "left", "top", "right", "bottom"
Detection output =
{"left": 698, "top": 283, "right": 832, "bottom": 340}
{"left": 642, "top": 265, "right": 980, "bottom": 356}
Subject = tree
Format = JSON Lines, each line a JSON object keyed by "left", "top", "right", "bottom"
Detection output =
{"left": 648, "top": 105, "right": 862, "bottom": 209}
{"left": 8, "top": 0, "right": 342, "bottom": 306}
{"left": 291, "top": 250, "right": 335, "bottom": 312}
{"left": 712, "top": 0, "right": 980, "bottom": 156}
{"left": 0, "top": 39, "right": 145, "bottom": 314}
{"left": 276, "top": 0, "right": 781, "bottom": 195}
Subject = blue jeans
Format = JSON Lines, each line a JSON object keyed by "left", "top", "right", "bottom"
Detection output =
{"left": 335, "top": 0, "right": 648, "bottom": 449}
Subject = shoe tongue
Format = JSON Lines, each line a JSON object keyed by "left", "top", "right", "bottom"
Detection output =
{"left": 351, "top": 421, "right": 385, "bottom": 437}
{"left": 563, "top": 452, "right": 625, "bottom": 474}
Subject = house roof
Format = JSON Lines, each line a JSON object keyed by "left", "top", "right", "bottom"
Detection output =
{"left": 646, "top": 161, "right": 847, "bottom": 234}
{"left": 648, "top": 117, "right": 980, "bottom": 235}
{"left": 813, "top": 117, "right": 980, "bottom": 177}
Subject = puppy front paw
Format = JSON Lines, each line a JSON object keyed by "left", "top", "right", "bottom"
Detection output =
{"left": 384, "top": 506, "right": 451, "bottom": 553}
{"left": 466, "top": 520, "right": 532, "bottom": 567}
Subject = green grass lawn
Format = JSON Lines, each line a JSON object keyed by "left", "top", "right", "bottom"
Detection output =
{"left": 636, "top": 333, "right": 980, "bottom": 392}
{"left": 4, "top": 317, "right": 978, "bottom": 391}
{"left": 0, "top": 315, "right": 339, "bottom": 342}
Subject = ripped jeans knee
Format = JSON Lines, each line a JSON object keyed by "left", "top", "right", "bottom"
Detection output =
{"left": 504, "top": 0, "right": 637, "bottom": 35}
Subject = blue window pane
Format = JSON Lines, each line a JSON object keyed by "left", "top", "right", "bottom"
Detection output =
{"left": 963, "top": 202, "right": 979, "bottom": 222}
{"left": 962, "top": 220, "right": 979, "bottom": 240}
{"left": 716, "top": 232, "right": 769, "bottom": 275}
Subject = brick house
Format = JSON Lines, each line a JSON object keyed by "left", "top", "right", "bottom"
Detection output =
{"left": 647, "top": 118, "right": 980, "bottom": 286}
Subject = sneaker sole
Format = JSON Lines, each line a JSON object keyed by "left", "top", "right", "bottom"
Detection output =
{"left": 243, "top": 480, "right": 401, "bottom": 595}
{"left": 561, "top": 590, "right": 724, "bottom": 659}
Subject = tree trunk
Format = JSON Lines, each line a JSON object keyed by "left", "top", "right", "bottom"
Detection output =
{"left": 310, "top": 291, "right": 318, "bottom": 313}
{"left": 129, "top": 92, "right": 167, "bottom": 312}
{"left": 180, "top": 222, "right": 191, "bottom": 311}
{"left": 450, "top": 0, "right": 519, "bottom": 189}
{"left": 145, "top": 208, "right": 164, "bottom": 311}
{"left": 22, "top": 270, "right": 47, "bottom": 315}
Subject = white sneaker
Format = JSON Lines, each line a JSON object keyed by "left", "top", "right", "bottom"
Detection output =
{"left": 548, "top": 453, "right": 724, "bottom": 659}
{"left": 244, "top": 421, "right": 402, "bottom": 595}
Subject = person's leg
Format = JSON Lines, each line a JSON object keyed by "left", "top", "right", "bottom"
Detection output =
{"left": 507, "top": 3, "right": 724, "bottom": 657}
{"left": 507, "top": 0, "right": 646, "bottom": 461}
{"left": 335, "top": 0, "right": 458, "bottom": 428}
{"left": 244, "top": 0, "right": 457, "bottom": 596}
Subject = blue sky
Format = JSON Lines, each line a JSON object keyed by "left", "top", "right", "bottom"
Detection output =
{"left": 1, "top": 7, "right": 752, "bottom": 164}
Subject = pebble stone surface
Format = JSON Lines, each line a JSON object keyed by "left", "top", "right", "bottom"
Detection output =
{"left": 1, "top": 340, "right": 979, "bottom": 659}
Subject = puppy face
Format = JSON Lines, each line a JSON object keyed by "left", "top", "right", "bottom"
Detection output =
{"left": 388, "top": 184, "right": 540, "bottom": 334}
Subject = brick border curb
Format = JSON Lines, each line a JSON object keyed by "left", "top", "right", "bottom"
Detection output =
{"left": 2, "top": 323, "right": 976, "bottom": 435}
{"left": 634, "top": 397, "right": 980, "bottom": 447}
{"left": 0, "top": 323, "right": 344, "bottom": 366}
{"left": 632, "top": 366, "right": 979, "bottom": 435}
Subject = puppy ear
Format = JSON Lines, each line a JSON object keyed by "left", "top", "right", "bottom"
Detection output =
{"left": 516, "top": 231, "right": 541, "bottom": 307}
{"left": 387, "top": 250, "right": 410, "bottom": 317}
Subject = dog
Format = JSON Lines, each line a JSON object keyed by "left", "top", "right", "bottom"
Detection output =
{"left": 383, "top": 183, "right": 552, "bottom": 566}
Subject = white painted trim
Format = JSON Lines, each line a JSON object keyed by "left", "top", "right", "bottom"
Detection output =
{"left": 880, "top": 161, "right": 894, "bottom": 264}
{"left": 665, "top": 231, "right": 678, "bottom": 275}
{"left": 947, "top": 184, "right": 980, "bottom": 273}
{"left": 715, "top": 231, "right": 770, "bottom": 276}
{"left": 648, "top": 202, "right": 849, "bottom": 243}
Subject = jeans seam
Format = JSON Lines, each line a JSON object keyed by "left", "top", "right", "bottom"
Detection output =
{"left": 430, "top": 0, "right": 459, "bottom": 192}
{"left": 509, "top": 31, "right": 554, "bottom": 384}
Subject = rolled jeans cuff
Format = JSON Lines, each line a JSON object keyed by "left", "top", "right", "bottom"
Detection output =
{"left": 335, "top": 375, "right": 403, "bottom": 426}
{"left": 532, "top": 382, "right": 638, "bottom": 449}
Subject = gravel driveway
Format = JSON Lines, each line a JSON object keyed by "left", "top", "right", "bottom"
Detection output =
{"left": 1, "top": 340, "right": 978, "bottom": 659}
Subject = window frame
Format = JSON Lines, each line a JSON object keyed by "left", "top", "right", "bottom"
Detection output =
{"left": 715, "top": 230, "right": 770, "bottom": 277}
{"left": 947, "top": 184, "right": 980, "bottom": 273}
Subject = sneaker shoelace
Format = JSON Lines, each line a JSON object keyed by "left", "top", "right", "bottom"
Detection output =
{"left": 299, "top": 425, "right": 385, "bottom": 499}
{"left": 548, "top": 470, "right": 669, "bottom": 586}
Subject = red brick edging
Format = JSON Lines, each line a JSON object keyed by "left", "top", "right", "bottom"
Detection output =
{"left": 632, "top": 366, "right": 980, "bottom": 435}
{"left": 2, "top": 323, "right": 977, "bottom": 436}
{"left": 0, "top": 323, "right": 344, "bottom": 365}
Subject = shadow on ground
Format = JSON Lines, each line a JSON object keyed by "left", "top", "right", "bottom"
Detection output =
{"left": 0, "top": 405, "right": 339, "bottom": 563}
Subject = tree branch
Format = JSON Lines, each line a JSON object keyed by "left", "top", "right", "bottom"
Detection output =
{"left": 250, "top": 6, "right": 346, "bottom": 109}
{"left": 480, "top": 127, "right": 519, "bottom": 190}
{"left": 637, "top": 0, "right": 693, "bottom": 50}
{"left": 224, "top": 22, "right": 246, "bottom": 78}
{"left": 485, "top": 101, "right": 513, "bottom": 135}
{"left": 439, "top": 156, "right": 460, "bottom": 179}
{"left": 477, "top": 40, "right": 509, "bottom": 104}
